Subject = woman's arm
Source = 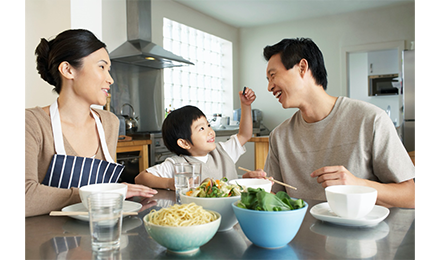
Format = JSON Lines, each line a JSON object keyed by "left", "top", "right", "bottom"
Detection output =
{"left": 25, "top": 110, "right": 80, "bottom": 217}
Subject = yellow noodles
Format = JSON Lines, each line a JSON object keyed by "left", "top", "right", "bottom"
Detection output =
{"left": 148, "top": 203, "right": 217, "bottom": 227}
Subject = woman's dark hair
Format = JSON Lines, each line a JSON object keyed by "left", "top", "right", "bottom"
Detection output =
{"left": 34, "top": 29, "right": 107, "bottom": 94}
{"left": 162, "top": 105, "right": 206, "bottom": 156}
{"left": 263, "top": 38, "right": 328, "bottom": 90}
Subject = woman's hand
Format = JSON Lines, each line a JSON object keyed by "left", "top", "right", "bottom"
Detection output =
{"left": 123, "top": 182, "right": 158, "bottom": 198}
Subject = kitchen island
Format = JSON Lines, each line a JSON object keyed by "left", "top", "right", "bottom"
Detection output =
{"left": 25, "top": 189, "right": 414, "bottom": 259}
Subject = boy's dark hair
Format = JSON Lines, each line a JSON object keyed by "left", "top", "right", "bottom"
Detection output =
{"left": 263, "top": 38, "right": 328, "bottom": 90}
{"left": 162, "top": 105, "right": 206, "bottom": 156}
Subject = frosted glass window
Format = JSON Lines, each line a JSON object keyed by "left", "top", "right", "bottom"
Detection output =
{"left": 163, "top": 18, "right": 233, "bottom": 118}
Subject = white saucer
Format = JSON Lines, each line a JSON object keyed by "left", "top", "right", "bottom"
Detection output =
{"left": 61, "top": 201, "right": 142, "bottom": 222}
{"left": 310, "top": 202, "right": 390, "bottom": 227}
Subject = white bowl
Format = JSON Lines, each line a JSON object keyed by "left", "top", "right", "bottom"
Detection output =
{"left": 229, "top": 178, "right": 272, "bottom": 193}
{"left": 180, "top": 190, "right": 240, "bottom": 232}
{"left": 79, "top": 183, "right": 127, "bottom": 209}
{"left": 325, "top": 185, "right": 377, "bottom": 219}
{"left": 143, "top": 210, "right": 221, "bottom": 254}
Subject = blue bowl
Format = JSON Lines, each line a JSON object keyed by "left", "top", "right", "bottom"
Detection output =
{"left": 232, "top": 200, "right": 308, "bottom": 249}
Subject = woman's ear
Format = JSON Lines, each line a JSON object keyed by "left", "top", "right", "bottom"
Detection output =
{"left": 58, "top": 61, "right": 75, "bottom": 80}
{"left": 177, "top": 139, "right": 191, "bottom": 150}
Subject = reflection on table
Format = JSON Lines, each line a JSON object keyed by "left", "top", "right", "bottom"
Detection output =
{"left": 25, "top": 189, "right": 415, "bottom": 259}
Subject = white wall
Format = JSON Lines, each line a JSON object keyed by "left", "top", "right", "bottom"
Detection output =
{"left": 238, "top": 3, "right": 415, "bottom": 131}
{"left": 25, "top": 0, "right": 71, "bottom": 108}
{"left": 70, "top": 0, "right": 102, "bottom": 38}
{"left": 102, "top": 0, "right": 127, "bottom": 53}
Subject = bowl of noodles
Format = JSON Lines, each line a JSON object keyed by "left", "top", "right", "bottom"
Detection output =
{"left": 143, "top": 203, "right": 221, "bottom": 254}
{"left": 180, "top": 178, "right": 245, "bottom": 232}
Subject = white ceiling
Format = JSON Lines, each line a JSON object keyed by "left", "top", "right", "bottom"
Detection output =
{"left": 173, "top": 0, "right": 414, "bottom": 28}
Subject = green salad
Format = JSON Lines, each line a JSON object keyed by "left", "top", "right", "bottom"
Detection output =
{"left": 185, "top": 177, "right": 245, "bottom": 198}
{"left": 237, "top": 187, "right": 305, "bottom": 211}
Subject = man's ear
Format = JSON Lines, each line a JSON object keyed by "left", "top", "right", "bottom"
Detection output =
{"left": 177, "top": 139, "right": 191, "bottom": 150}
{"left": 298, "top": 58, "right": 309, "bottom": 77}
{"left": 58, "top": 61, "right": 75, "bottom": 80}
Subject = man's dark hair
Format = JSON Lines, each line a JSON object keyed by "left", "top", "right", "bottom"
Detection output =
{"left": 263, "top": 38, "right": 328, "bottom": 90}
{"left": 162, "top": 105, "right": 206, "bottom": 156}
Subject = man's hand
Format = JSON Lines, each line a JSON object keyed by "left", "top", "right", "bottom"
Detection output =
{"left": 311, "top": 166, "right": 415, "bottom": 208}
{"left": 242, "top": 169, "right": 267, "bottom": 179}
{"left": 310, "top": 166, "right": 365, "bottom": 188}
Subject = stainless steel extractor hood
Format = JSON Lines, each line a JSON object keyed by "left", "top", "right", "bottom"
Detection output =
{"left": 110, "top": 0, "right": 194, "bottom": 69}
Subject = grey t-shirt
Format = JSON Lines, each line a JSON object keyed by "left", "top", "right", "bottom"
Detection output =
{"left": 265, "top": 96, "right": 415, "bottom": 201}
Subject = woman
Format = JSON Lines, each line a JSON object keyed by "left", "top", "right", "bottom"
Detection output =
{"left": 26, "top": 29, "right": 157, "bottom": 217}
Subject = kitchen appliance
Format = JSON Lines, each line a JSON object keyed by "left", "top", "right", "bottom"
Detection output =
{"left": 210, "top": 113, "right": 223, "bottom": 128}
{"left": 252, "top": 109, "right": 263, "bottom": 128}
{"left": 233, "top": 109, "right": 263, "bottom": 128}
{"left": 109, "top": 0, "right": 194, "bottom": 135}
{"left": 110, "top": 0, "right": 194, "bottom": 69}
{"left": 121, "top": 103, "right": 139, "bottom": 134}
{"left": 110, "top": 0, "right": 194, "bottom": 168}
{"left": 110, "top": 63, "right": 163, "bottom": 133}
{"left": 232, "top": 108, "right": 270, "bottom": 135}
{"left": 401, "top": 50, "right": 415, "bottom": 152}
{"left": 368, "top": 74, "right": 400, "bottom": 96}
{"left": 117, "top": 132, "right": 174, "bottom": 182}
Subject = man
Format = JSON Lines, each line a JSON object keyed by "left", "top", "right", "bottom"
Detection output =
{"left": 251, "top": 38, "right": 414, "bottom": 208}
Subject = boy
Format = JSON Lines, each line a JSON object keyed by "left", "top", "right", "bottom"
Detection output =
{"left": 135, "top": 88, "right": 256, "bottom": 190}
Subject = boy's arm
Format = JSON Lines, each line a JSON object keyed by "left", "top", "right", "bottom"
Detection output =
{"left": 237, "top": 87, "right": 256, "bottom": 146}
{"left": 135, "top": 170, "right": 175, "bottom": 190}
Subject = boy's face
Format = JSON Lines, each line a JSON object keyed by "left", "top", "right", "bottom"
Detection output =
{"left": 186, "top": 116, "right": 216, "bottom": 156}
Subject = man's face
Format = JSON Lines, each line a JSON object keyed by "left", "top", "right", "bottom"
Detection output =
{"left": 266, "top": 53, "right": 305, "bottom": 109}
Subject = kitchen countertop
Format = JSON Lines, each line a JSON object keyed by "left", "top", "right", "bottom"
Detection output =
{"left": 125, "top": 127, "right": 260, "bottom": 139}
{"left": 249, "top": 136, "right": 269, "bottom": 142}
{"left": 26, "top": 189, "right": 414, "bottom": 259}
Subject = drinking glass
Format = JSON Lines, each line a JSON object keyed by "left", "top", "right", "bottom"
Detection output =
{"left": 173, "top": 162, "right": 201, "bottom": 204}
{"left": 88, "top": 193, "right": 124, "bottom": 251}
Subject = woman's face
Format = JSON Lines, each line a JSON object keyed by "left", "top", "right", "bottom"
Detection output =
{"left": 72, "top": 48, "right": 114, "bottom": 106}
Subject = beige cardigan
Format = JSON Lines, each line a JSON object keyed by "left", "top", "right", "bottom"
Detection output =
{"left": 25, "top": 107, "right": 120, "bottom": 217}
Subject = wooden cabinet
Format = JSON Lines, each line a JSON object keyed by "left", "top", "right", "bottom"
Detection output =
{"left": 249, "top": 136, "right": 269, "bottom": 170}
{"left": 117, "top": 139, "right": 152, "bottom": 172}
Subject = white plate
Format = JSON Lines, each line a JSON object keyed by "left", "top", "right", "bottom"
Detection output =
{"left": 61, "top": 201, "right": 142, "bottom": 222}
{"left": 310, "top": 202, "right": 389, "bottom": 227}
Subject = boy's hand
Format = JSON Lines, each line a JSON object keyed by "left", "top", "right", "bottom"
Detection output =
{"left": 240, "top": 87, "right": 256, "bottom": 106}
{"left": 237, "top": 87, "right": 256, "bottom": 145}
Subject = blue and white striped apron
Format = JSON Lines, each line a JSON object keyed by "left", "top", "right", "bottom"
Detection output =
{"left": 42, "top": 100, "right": 124, "bottom": 189}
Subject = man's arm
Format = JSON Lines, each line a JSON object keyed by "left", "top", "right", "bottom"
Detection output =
{"left": 364, "top": 178, "right": 415, "bottom": 208}
{"left": 311, "top": 166, "right": 415, "bottom": 208}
